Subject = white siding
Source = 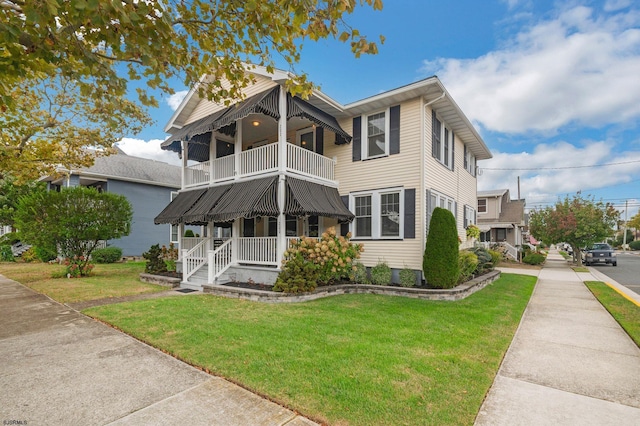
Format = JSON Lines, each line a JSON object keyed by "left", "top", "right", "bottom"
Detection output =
{"left": 327, "top": 98, "right": 424, "bottom": 271}
{"left": 424, "top": 105, "right": 479, "bottom": 248}
{"left": 185, "top": 75, "right": 278, "bottom": 125}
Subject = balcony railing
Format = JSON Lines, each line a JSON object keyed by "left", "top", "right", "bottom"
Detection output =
{"left": 184, "top": 142, "right": 335, "bottom": 188}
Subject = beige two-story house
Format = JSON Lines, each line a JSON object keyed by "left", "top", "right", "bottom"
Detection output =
{"left": 155, "top": 66, "right": 492, "bottom": 288}
{"left": 477, "top": 189, "right": 527, "bottom": 249}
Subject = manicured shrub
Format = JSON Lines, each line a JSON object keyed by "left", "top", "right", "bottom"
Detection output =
{"left": 423, "top": 207, "right": 460, "bottom": 289}
{"left": 34, "top": 245, "right": 58, "bottom": 262}
{"left": 488, "top": 250, "right": 501, "bottom": 268}
{"left": 629, "top": 240, "right": 640, "bottom": 250}
{"left": 273, "top": 254, "right": 320, "bottom": 293}
{"left": 1, "top": 245, "right": 15, "bottom": 262}
{"left": 371, "top": 261, "right": 392, "bottom": 286}
{"left": 523, "top": 252, "right": 546, "bottom": 265}
{"left": 184, "top": 229, "right": 195, "bottom": 237}
{"left": 399, "top": 266, "right": 417, "bottom": 287}
{"left": 143, "top": 244, "right": 167, "bottom": 274}
{"left": 92, "top": 247, "right": 123, "bottom": 264}
{"left": 352, "top": 262, "right": 369, "bottom": 284}
{"left": 458, "top": 251, "right": 479, "bottom": 283}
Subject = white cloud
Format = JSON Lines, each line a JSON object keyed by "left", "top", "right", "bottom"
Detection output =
{"left": 422, "top": 5, "right": 640, "bottom": 134}
{"left": 604, "top": 0, "right": 633, "bottom": 12}
{"left": 116, "top": 138, "right": 182, "bottom": 166}
{"left": 167, "top": 90, "right": 189, "bottom": 111}
{"left": 477, "top": 140, "right": 640, "bottom": 208}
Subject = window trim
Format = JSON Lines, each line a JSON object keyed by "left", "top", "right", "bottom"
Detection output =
{"left": 464, "top": 205, "right": 476, "bottom": 228}
{"left": 431, "top": 112, "right": 454, "bottom": 169}
{"left": 478, "top": 198, "right": 487, "bottom": 214}
{"left": 350, "top": 187, "right": 404, "bottom": 240}
{"left": 362, "top": 108, "right": 390, "bottom": 160}
{"left": 464, "top": 145, "right": 476, "bottom": 176}
{"left": 295, "top": 126, "right": 315, "bottom": 152}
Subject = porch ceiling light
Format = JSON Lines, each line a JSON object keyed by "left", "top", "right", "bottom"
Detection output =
{"left": 252, "top": 120, "right": 260, "bottom": 126}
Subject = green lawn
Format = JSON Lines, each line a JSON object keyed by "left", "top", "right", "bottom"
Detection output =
{"left": 85, "top": 273, "right": 536, "bottom": 425}
{"left": 585, "top": 281, "right": 640, "bottom": 347}
{"left": 0, "top": 261, "right": 165, "bottom": 303}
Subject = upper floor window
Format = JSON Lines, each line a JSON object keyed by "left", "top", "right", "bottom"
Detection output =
{"left": 478, "top": 199, "right": 487, "bottom": 213}
{"left": 351, "top": 188, "right": 404, "bottom": 239}
{"left": 362, "top": 110, "right": 389, "bottom": 159}
{"left": 464, "top": 145, "right": 476, "bottom": 176}
{"left": 431, "top": 111, "right": 453, "bottom": 169}
{"left": 296, "top": 127, "right": 315, "bottom": 152}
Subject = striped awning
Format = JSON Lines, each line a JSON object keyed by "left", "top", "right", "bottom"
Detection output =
{"left": 181, "top": 184, "right": 233, "bottom": 224}
{"left": 285, "top": 177, "right": 354, "bottom": 223}
{"left": 208, "top": 176, "right": 280, "bottom": 222}
{"left": 287, "top": 96, "right": 352, "bottom": 144}
{"left": 154, "top": 188, "right": 208, "bottom": 225}
{"left": 161, "top": 86, "right": 352, "bottom": 161}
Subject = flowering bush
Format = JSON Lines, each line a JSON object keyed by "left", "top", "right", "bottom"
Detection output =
{"left": 161, "top": 242, "right": 179, "bottom": 271}
{"left": 466, "top": 224, "right": 480, "bottom": 240}
{"left": 63, "top": 256, "right": 95, "bottom": 278}
{"left": 274, "top": 227, "right": 364, "bottom": 293}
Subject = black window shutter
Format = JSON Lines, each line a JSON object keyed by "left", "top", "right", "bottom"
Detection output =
{"left": 425, "top": 189, "right": 431, "bottom": 235}
{"left": 352, "top": 116, "right": 361, "bottom": 162}
{"left": 431, "top": 110, "right": 438, "bottom": 158}
{"left": 451, "top": 131, "right": 455, "bottom": 171}
{"left": 464, "top": 206, "right": 468, "bottom": 227}
{"left": 404, "top": 188, "right": 415, "bottom": 239}
{"left": 464, "top": 144, "right": 468, "bottom": 170}
{"left": 389, "top": 105, "right": 400, "bottom": 155}
{"left": 316, "top": 127, "right": 324, "bottom": 155}
{"left": 340, "top": 195, "right": 350, "bottom": 236}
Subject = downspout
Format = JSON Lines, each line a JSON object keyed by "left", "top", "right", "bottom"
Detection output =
{"left": 424, "top": 91, "right": 446, "bottom": 108}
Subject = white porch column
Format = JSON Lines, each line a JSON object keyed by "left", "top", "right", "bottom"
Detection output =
{"left": 178, "top": 222, "right": 185, "bottom": 260}
{"left": 276, "top": 85, "right": 288, "bottom": 267}
{"left": 231, "top": 220, "right": 240, "bottom": 264}
{"left": 209, "top": 134, "right": 216, "bottom": 185}
{"left": 181, "top": 139, "right": 188, "bottom": 189}
{"left": 234, "top": 119, "right": 242, "bottom": 180}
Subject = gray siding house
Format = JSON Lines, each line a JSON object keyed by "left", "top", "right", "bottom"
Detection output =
{"left": 43, "top": 148, "right": 182, "bottom": 256}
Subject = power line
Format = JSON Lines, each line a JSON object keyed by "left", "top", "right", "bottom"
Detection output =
{"left": 481, "top": 159, "right": 640, "bottom": 171}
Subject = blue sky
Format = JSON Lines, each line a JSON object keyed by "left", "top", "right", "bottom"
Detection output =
{"left": 118, "top": 0, "right": 640, "bottom": 218}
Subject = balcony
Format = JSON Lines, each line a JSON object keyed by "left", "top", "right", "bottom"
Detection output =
{"left": 184, "top": 143, "right": 336, "bottom": 188}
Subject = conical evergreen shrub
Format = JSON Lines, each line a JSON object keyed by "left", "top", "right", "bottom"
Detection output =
{"left": 423, "top": 207, "right": 460, "bottom": 289}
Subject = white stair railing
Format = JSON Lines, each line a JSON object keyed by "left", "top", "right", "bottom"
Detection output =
{"left": 501, "top": 241, "right": 518, "bottom": 260}
{"left": 182, "top": 237, "right": 211, "bottom": 281}
{"left": 208, "top": 239, "right": 233, "bottom": 283}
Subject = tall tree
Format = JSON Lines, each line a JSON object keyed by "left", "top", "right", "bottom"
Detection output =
{"left": 14, "top": 186, "right": 133, "bottom": 274}
{"left": 629, "top": 212, "right": 640, "bottom": 231}
{"left": 1, "top": 71, "right": 151, "bottom": 182}
{"left": 529, "top": 193, "right": 619, "bottom": 265}
{"left": 2, "top": 1, "right": 384, "bottom": 179}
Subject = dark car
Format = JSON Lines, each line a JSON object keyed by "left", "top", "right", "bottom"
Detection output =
{"left": 582, "top": 243, "right": 617, "bottom": 266}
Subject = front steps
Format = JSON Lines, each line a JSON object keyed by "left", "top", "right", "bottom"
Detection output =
{"left": 180, "top": 264, "right": 280, "bottom": 290}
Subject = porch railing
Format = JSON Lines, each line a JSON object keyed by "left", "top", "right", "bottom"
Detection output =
{"left": 185, "top": 161, "right": 210, "bottom": 187}
{"left": 182, "top": 237, "right": 210, "bottom": 281}
{"left": 240, "top": 143, "right": 279, "bottom": 177}
{"left": 237, "top": 237, "right": 278, "bottom": 265}
{"left": 182, "top": 142, "right": 336, "bottom": 189}
{"left": 286, "top": 143, "right": 335, "bottom": 182}
{"left": 181, "top": 237, "right": 208, "bottom": 252}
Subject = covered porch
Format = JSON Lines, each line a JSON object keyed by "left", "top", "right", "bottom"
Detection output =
{"left": 154, "top": 175, "right": 354, "bottom": 287}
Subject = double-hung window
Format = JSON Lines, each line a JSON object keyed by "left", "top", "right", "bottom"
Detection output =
{"left": 352, "top": 188, "right": 403, "bottom": 239}
{"left": 362, "top": 110, "right": 389, "bottom": 159}
{"left": 431, "top": 112, "right": 454, "bottom": 169}
{"left": 464, "top": 205, "right": 476, "bottom": 228}
{"left": 464, "top": 145, "right": 476, "bottom": 176}
{"left": 478, "top": 199, "right": 487, "bottom": 214}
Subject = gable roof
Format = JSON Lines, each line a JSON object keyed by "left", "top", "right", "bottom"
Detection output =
{"left": 165, "top": 65, "right": 492, "bottom": 161}
{"left": 45, "top": 150, "right": 182, "bottom": 188}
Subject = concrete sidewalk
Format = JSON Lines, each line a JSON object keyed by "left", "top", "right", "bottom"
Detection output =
{"left": 0, "top": 276, "right": 317, "bottom": 426}
{"left": 476, "top": 250, "right": 640, "bottom": 425}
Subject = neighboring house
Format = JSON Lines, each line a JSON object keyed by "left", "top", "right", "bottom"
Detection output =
{"left": 155, "top": 66, "right": 492, "bottom": 288}
{"left": 42, "top": 148, "right": 182, "bottom": 256}
{"left": 477, "top": 189, "right": 527, "bottom": 248}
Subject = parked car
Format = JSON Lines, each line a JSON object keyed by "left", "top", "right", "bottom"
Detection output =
{"left": 582, "top": 243, "right": 617, "bottom": 266}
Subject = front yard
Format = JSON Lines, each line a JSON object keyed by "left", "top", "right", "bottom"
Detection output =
{"left": 0, "top": 261, "right": 165, "bottom": 303}
{"left": 84, "top": 273, "right": 536, "bottom": 425}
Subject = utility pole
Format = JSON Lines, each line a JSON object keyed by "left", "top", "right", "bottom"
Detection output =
{"left": 623, "top": 199, "right": 628, "bottom": 251}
